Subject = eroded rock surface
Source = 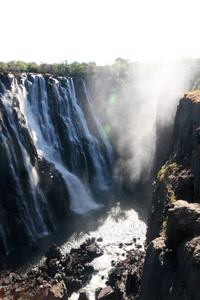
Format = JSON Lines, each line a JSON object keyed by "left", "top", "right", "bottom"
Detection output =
{"left": 140, "top": 201, "right": 200, "bottom": 300}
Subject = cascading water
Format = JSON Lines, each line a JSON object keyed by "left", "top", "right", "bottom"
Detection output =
{"left": 0, "top": 73, "right": 148, "bottom": 300}
{"left": 82, "top": 80, "right": 113, "bottom": 169}
{"left": 24, "top": 75, "right": 111, "bottom": 208}
{"left": 0, "top": 73, "right": 113, "bottom": 254}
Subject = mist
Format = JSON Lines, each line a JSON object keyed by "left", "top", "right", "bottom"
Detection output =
{"left": 87, "top": 58, "right": 199, "bottom": 184}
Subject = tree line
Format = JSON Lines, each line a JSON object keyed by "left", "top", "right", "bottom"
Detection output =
{"left": 0, "top": 58, "right": 129, "bottom": 78}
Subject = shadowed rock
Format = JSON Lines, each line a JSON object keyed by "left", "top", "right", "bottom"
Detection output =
{"left": 45, "top": 244, "right": 62, "bottom": 262}
{"left": 166, "top": 200, "right": 200, "bottom": 250}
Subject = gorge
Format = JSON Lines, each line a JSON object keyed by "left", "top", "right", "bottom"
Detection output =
{"left": 1, "top": 58, "right": 200, "bottom": 299}
{"left": 0, "top": 73, "right": 113, "bottom": 256}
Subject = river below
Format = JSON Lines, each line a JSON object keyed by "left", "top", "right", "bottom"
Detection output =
{"left": 5, "top": 189, "right": 148, "bottom": 299}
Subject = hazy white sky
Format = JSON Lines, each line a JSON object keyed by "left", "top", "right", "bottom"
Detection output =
{"left": 1, "top": 0, "right": 200, "bottom": 65}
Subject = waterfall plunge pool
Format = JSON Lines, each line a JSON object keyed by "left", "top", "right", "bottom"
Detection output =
{"left": 4, "top": 189, "right": 147, "bottom": 299}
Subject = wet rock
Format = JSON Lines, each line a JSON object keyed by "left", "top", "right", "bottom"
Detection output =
{"left": 64, "top": 277, "right": 82, "bottom": 297}
{"left": 97, "top": 286, "right": 115, "bottom": 300}
{"left": 78, "top": 288, "right": 90, "bottom": 300}
{"left": 45, "top": 244, "right": 62, "bottom": 261}
{"left": 35, "top": 283, "right": 51, "bottom": 300}
{"left": 95, "top": 287, "right": 102, "bottom": 299}
{"left": 84, "top": 263, "right": 94, "bottom": 276}
{"left": 118, "top": 243, "right": 123, "bottom": 248}
{"left": 111, "top": 260, "right": 115, "bottom": 266}
{"left": 65, "top": 259, "right": 74, "bottom": 276}
{"left": 0, "top": 239, "right": 105, "bottom": 299}
{"left": 39, "top": 264, "right": 48, "bottom": 273}
{"left": 103, "top": 250, "right": 145, "bottom": 299}
{"left": 48, "top": 258, "right": 59, "bottom": 277}
{"left": 36, "top": 276, "right": 44, "bottom": 285}
{"left": 48, "top": 280, "right": 67, "bottom": 299}
{"left": 107, "top": 266, "right": 123, "bottom": 286}
{"left": 97, "top": 237, "right": 103, "bottom": 242}
{"left": 85, "top": 243, "right": 103, "bottom": 259}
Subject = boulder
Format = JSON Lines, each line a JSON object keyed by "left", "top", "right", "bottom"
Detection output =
{"left": 64, "top": 277, "right": 82, "bottom": 297}
{"left": 97, "top": 286, "right": 115, "bottom": 300}
{"left": 166, "top": 200, "right": 200, "bottom": 250}
{"left": 107, "top": 266, "right": 123, "bottom": 286}
{"left": 48, "top": 280, "right": 67, "bottom": 299}
{"left": 35, "top": 283, "right": 51, "bottom": 300}
{"left": 48, "top": 258, "right": 58, "bottom": 277}
{"left": 45, "top": 244, "right": 62, "bottom": 261}
{"left": 78, "top": 288, "right": 90, "bottom": 300}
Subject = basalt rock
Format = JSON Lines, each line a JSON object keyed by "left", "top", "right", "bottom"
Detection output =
{"left": 166, "top": 200, "right": 200, "bottom": 251}
{"left": 45, "top": 243, "right": 62, "bottom": 262}
{"left": 78, "top": 289, "right": 90, "bottom": 300}
{"left": 177, "top": 236, "right": 200, "bottom": 299}
{"left": 0, "top": 238, "right": 148, "bottom": 300}
{"left": 140, "top": 200, "right": 200, "bottom": 300}
{"left": 48, "top": 280, "right": 68, "bottom": 300}
{"left": 0, "top": 238, "right": 103, "bottom": 299}
{"left": 96, "top": 285, "right": 116, "bottom": 300}
{"left": 147, "top": 92, "right": 200, "bottom": 244}
{"left": 100, "top": 249, "right": 145, "bottom": 300}
{"left": 139, "top": 238, "right": 178, "bottom": 300}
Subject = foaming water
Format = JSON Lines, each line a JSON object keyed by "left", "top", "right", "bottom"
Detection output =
{"left": 60, "top": 201, "right": 147, "bottom": 300}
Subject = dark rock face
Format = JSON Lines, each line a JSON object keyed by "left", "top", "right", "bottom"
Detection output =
{"left": 140, "top": 238, "right": 177, "bottom": 300}
{"left": 166, "top": 200, "right": 200, "bottom": 250}
{"left": 140, "top": 201, "right": 200, "bottom": 300}
{"left": 143, "top": 93, "right": 200, "bottom": 299}
{"left": 147, "top": 93, "right": 200, "bottom": 243}
{"left": 45, "top": 244, "right": 62, "bottom": 262}
{"left": 174, "top": 93, "right": 200, "bottom": 202}
{"left": 146, "top": 180, "right": 166, "bottom": 243}
{"left": 102, "top": 249, "right": 145, "bottom": 300}
{"left": 78, "top": 288, "right": 90, "bottom": 300}
{"left": 177, "top": 237, "right": 200, "bottom": 299}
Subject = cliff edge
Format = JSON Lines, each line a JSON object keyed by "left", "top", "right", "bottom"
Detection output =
{"left": 140, "top": 91, "right": 200, "bottom": 299}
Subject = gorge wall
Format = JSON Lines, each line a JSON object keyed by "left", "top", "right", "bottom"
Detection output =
{"left": 0, "top": 73, "right": 113, "bottom": 257}
{"left": 140, "top": 91, "right": 200, "bottom": 299}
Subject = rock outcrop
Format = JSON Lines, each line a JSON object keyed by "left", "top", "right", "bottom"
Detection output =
{"left": 166, "top": 200, "right": 200, "bottom": 250}
{"left": 0, "top": 237, "right": 146, "bottom": 300}
{"left": 0, "top": 238, "right": 102, "bottom": 299}
{"left": 140, "top": 200, "right": 200, "bottom": 300}
{"left": 147, "top": 91, "right": 200, "bottom": 243}
{"left": 142, "top": 92, "right": 200, "bottom": 299}
{"left": 103, "top": 249, "right": 145, "bottom": 299}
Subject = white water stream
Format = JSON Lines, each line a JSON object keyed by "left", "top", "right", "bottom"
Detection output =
{"left": 59, "top": 202, "right": 147, "bottom": 300}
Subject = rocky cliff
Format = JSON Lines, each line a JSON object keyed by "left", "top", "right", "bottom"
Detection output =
{"left": 0, "top": 72, "right": 113, "bottom": 258}
{"left": 141, "top": 91, "right": 200, "bottom": 299}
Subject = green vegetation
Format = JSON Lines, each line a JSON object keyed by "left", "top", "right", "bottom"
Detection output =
{"left": 161, "top": 219, "right": 167, "bottom": 238}
{"left": 157, "top": 161, "right": 179, "bottom": 238}
{"left": 0, "top": 58, "right": 130, "bottom": 80}
{"left": 157, "top": 162, "right": 178, "bottom": 182}
{"left": 157, "top": 162, "right": 178, "bottom": 207}
{"left": 157, "top": 162, "right": 178, "bottom": 205}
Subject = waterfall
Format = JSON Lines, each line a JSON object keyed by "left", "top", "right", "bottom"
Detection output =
{"left": 82, "top": 80, "right": 113, "bottom": 169}
{"left": 0, "top": 73, "right": 113, "bottom": 253}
